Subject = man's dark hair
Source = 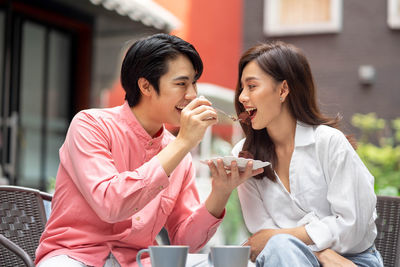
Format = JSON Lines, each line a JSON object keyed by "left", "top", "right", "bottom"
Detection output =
{"left": 121, "top": 33, "right": 203, "bottom": 107}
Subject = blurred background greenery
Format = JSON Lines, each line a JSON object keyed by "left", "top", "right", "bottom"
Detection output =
{"left": 352, "top": 113, "right": 400, "bottom": 196}
{"left": 220, "top": 189, "right": 248, "bottom": 245}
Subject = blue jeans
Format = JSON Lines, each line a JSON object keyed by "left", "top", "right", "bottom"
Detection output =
{"left": 256, "top": 234, "right": 384, "bottom": 267}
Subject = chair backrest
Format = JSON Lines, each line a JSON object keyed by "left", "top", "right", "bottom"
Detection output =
{"left": 0, "top": 185, "right": 52, "bottom": 266}
{"left": 0, "top": 233, "right": 35, "bottom": 267}
{"left": 375, "top": 195, "right": 400, "bottom": 267}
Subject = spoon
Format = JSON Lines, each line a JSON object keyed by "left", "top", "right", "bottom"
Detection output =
{"left": 214, "top": 108, "right": 252, "bottom": 125}
{"left": 213, "top": 107, "right": 241, "bottom": 122}
{"left": 198, "top": 95, "right": 250, "bottom": 124}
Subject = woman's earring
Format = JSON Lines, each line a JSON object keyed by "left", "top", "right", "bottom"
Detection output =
{"left": 280, "top": 97, "right": 283, "bottom": 102}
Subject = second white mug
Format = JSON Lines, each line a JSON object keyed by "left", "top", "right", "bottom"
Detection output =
{"left": 209, "top": 245, "right": 251, "bottom": 267}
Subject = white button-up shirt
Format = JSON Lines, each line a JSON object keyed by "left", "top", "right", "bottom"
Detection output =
{"left": 233, "top": 122, "right": 377, "bottom": 254}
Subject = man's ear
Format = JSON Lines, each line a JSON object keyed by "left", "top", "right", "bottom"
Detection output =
{"left": 279, "top": 80, "right": 290, "bottom": 101}
{"left": 138, "top": 77, "right": 152, "bottom": 96}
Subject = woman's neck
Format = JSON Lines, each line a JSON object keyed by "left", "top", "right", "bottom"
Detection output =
{"left": 267, "top": 109, "right": 296, "bottom": 149}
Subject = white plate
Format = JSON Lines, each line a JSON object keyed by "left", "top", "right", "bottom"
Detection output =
{"left": 200, "top": 156, "right": 270, "bottom": 171}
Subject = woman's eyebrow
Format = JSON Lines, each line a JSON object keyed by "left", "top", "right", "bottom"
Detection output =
{"left": 242, "top": 76, "right": 259, "bottom": 83}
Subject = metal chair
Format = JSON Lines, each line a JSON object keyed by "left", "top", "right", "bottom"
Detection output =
{"left": 0, "top": 185, "right": 171, "bottom": 266}
{"left": 0, "top": 233, "right": 35, "bottom": 267}
{"left": 0, "top": 185, "right": 52, "bottom": 267}
{"left": 375, "top": 195, "right": 400, "bottom": 267}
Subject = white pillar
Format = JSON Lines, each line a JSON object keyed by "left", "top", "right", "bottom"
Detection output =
{"left": 232, "top": 123, "right": 244, "bottom": 146}
{"left": 199, "top": 126, "right": 212, "bottom": 178}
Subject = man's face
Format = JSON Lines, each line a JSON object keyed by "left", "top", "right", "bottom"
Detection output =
{"left": 149, "top": 54, "right": 198, "bottom": 126}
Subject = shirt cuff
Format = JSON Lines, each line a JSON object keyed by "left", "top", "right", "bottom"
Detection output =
{"left": 188, "top": 203, "right": 225, "bottom": 252}
{"left": 195, "top": 203, "right": 225, "bottom": 227}
{"left": 305, "top": 220, "right": 334, "bottom": 251}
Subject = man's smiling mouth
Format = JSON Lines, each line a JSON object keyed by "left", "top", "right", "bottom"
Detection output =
{"left": 175, "top": 105, "right": 186, "bottom": 111}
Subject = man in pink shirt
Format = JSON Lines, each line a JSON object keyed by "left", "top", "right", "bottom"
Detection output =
{"left": 35, "top": 34, "right": 263, "bottom": 267}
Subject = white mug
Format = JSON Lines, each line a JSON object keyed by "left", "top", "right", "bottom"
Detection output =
{"left": 209, "top": 245, "right": 251, "bottom": 267}
{"left": 136, "top": 245, "right": 188, "bottom": 267}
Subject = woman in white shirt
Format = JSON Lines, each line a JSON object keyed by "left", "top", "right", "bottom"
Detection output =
{"left": 207, "top": 41, "right": 383, "bottom": 266}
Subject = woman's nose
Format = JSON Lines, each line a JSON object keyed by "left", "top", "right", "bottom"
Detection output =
{"left": 239, "top": 90, "right": 248, "bottom": 104}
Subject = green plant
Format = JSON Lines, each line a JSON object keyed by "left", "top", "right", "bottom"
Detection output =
{"left": 47, "top": 176, "right": 56, "bottom": 193}
{"left": 220, "top": 189, "right": 248, "bottom": 244}
{"left": 351, "top": 113, "right": 400, "bottom": 196}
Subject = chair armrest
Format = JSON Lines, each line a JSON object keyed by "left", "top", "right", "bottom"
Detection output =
{"left": 0, "top": 234, "right": 35, "bottom": 267}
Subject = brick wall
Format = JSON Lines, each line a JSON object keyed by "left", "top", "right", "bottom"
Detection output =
{"left": 243, "top": 0, "right": 400, "bottom": 134}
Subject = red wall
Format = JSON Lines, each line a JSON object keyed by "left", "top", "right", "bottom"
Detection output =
{"left": 157, "top": 0, "right": 242, "bottom": 90}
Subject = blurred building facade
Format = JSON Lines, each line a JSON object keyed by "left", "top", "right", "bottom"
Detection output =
{"left": 244, "top": 0, "right": 400, "bottom": 133}
{"left": 0, "top": 0, "right": 177, "bottom": 189}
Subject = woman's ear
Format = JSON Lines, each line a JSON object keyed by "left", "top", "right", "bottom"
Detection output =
{"left": 138, "top": 77, "right": 152, "bottom": 96}
{"left": 279, "top": 80, "right": 290, "bottom": 102}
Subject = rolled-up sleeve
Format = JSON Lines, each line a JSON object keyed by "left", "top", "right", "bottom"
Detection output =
{"left": 164, "top": 160, "right": 223, "bottom": 252}
{"left": 61, "top": 112, "right": 169, "bottom": 223}
{"left": 305, "top": 133, "right": 376, "bottom": 253}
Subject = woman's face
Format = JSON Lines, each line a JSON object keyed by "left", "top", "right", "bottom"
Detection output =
{"left": 238, "top": 60, "right": 283, "bottom": 130}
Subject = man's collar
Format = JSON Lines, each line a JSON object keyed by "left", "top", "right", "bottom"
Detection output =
{"left": 121, "top": 101, "right": 165, "bottom": 142}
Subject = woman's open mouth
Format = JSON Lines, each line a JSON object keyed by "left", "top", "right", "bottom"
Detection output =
{"left": 246, "top": 107, "right": 257, "bottom": 120}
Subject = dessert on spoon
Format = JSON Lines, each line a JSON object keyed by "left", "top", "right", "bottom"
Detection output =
{"left": 213, "top": 107, "right": 251, "bottom": 125}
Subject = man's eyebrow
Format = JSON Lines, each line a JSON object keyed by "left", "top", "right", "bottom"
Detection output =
{"left": 172, "top": 76, "right": 190, "bottom": 81}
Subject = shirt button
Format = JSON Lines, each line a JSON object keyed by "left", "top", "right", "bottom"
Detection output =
{"left": 135, "top": 216, "right": 141, "bottom": 221}
{"left": 159, "top": 185, "right": 164, "bottom": 190}
{"left": 149, "top": 141, "right": 153, "bottom": 146}
{"left": 134, "top": 208, "right": 138, "bottom": 211}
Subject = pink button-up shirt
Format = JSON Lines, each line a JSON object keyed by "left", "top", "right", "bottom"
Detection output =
{"left": 35, "top": 102, "right": 223, "bottom": 267}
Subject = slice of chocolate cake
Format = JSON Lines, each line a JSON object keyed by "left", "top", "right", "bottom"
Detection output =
{"left": 238, "top": 112, "right": 251, "bottom": 125}
{"left": 238, "top": 150, "right": 254, "bottom": 159}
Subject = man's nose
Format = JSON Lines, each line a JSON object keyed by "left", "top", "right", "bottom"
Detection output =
{"left": 185, "top": 83, "right": 197, "bottom": 100}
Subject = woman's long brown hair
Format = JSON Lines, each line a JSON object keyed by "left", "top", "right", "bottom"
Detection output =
{"left": 235, "top": 41, "right": 347, "bottom": 181}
